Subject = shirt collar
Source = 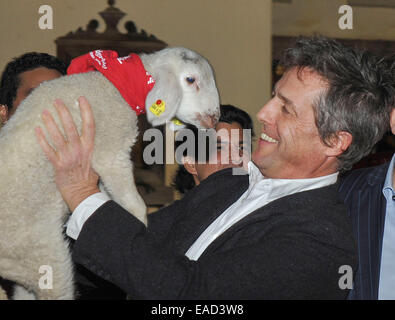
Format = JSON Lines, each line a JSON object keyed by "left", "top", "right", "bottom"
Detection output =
{"left": 382, "top": 153, "right": 395, "bottom": 199}
{"left": 247, "top": 161, "right": 264, "bottom": 185}
{"left": 247, "top": 161, "right": 339, "bottom": 199}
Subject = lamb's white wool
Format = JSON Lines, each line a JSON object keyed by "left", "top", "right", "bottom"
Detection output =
{"left": 0, "top": 48, "right": 219, "bottom": 299}
{"left": 12, "top": 285, "right": 36, "bottom": 300}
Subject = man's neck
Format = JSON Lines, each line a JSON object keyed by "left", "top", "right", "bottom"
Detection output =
{"left": 250, "top": 162, "right": 338, "bottom": 181}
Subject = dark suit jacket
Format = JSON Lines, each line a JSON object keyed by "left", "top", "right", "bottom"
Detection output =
{"left": 339, "top": 162, "right": 390, "bottom": 300}
{"left": 73, "top": 168, "right": 357, "bottom": 299}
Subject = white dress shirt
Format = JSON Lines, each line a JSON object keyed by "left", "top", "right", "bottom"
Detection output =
{"left": 66, "top": 192, "right": 111, "bottom": 240}
{"left": 66, "top": 162, "right": 339, "bottom": 261}
{"left": 185, "top": 162, "right": 338, "bottom": 260}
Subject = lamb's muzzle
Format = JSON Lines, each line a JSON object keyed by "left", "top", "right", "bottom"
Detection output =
{"left": 196, "top": 111, "right": 220, "bottom": 129}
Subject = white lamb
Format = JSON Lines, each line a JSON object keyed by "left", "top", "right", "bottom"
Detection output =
{"left": 0, "top": 47, "right": 220, "bottom": 299}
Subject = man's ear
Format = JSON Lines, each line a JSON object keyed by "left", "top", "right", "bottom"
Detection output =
{"left": 0, "top": 105, "right": 9, "bottom": 125}
{"left": 390, "top": 108, "right": 395, "bottom": 135}
{"left": 325, "top": 131, "right": 353, "bottom": 157}
{"left": 182, "top": 156, "right": 197, "bottom": 176}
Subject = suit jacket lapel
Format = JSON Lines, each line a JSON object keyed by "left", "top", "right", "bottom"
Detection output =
{"left": 168, "top": 168, "right": 249, "bottom": 254}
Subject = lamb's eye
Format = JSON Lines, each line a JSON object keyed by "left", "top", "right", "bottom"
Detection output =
{"left": 186, "top": 77, "right": 195, "bottom": 84}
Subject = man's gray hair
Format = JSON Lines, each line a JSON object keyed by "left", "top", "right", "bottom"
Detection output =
{"left": 281, "top": 36, "right": 395, "bottom": 172}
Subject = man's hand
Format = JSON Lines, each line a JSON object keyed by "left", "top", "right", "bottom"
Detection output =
{"left": 0, "top": 104, "right": 8, "bottom": 126}
{"left": 35, "top": 96, "right": 100, "bottom": 212}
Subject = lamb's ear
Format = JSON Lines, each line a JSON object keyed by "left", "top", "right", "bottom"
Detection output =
{"left": 145, "top": 66, "right": 183, "bottom": 126}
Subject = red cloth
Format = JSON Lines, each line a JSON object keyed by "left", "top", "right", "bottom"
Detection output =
{"left": 67, "top": 50, "right": 155, "bottom": 115}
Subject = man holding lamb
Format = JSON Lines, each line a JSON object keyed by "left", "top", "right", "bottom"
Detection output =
{"left": 35, "top": 37, "right": 394, "bottom": 299}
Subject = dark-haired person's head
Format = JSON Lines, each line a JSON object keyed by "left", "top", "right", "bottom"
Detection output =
{"left": 173, "top": 104, "right": 254, "bottom": 194}
{"left": 217, "top": 104, "right": 255, "bottom": 137}
{"left": 0, "top": 52, "right": 67, "bottom": 124}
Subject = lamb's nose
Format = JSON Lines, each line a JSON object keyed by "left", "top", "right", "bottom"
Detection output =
{"left": 206, "top": 114, "right": 218, "bottom": 128}
{"left": 197, "top": 112, "right": 219, "bottom": 128}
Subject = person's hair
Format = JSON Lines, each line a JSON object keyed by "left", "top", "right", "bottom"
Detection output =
{"left": 0, "top": 52, "right": 67, "bottom": 111}
{"left": 172, "top": 104, "right": 254, "bottom": 194}
{"left": 218, "top": 104, "right": 255, "bottom": 138}
{"left": 281, "top": 36, "right": 395, "bottom": 172}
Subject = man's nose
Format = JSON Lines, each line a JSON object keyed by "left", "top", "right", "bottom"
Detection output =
{"left": 256, "top": 99, "right": 276, "bottom": 125}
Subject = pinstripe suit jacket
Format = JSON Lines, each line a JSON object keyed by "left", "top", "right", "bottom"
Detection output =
{"left": 339, "top": 162, "right": 390, "bottom": 300}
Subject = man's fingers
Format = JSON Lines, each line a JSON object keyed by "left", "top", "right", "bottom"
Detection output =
{"left": 34, "top": 126, "right": 57, "bottom": 164}
{"left": 79, "top": 97, "right": 95, "bottom": 146}
{"left": 0, "top": 105, "right": 8, "bottom": 125}
{"left": 54, "top": 99, "right": 80, "bottom": 146}
{"left": 41, "top": 109, "right": 67, "bottom": 150}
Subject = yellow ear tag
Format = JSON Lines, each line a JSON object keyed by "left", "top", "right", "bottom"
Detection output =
{"left": 171, "top": 118, "right": 184, "bottom": 126}
{"left": 150, "top": 99, "right": 166, "bottom": 116}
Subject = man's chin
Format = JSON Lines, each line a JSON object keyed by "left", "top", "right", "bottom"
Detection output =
{"left": 252, "top": 150, "right": 271, "bottom": 165}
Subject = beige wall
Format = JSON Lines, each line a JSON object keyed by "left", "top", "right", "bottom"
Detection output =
{"left": 273, "top": 0, "right": 395, "bottom": 40}
{"left": 0, "top": 0, "right": 272, "bottom": 189}
{"left": 0, "top": 0, "right": 272, "bottom": 136}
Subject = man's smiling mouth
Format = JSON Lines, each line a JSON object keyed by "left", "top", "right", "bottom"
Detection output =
{"left": 261, "top": 132, "right": 279, "bottom": 143}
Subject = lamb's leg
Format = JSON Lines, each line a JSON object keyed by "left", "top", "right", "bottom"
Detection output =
{"left": 12, "top": 285, "right": 36, "bottom": 300}
{"left": 93, "top": 147, "right": 147, "bottom": 225}
{"left": 33, "top": 233, "right": 74, "bottom": 300}
{"left": 0, "top": 224, "right": 74, "bottom": 300}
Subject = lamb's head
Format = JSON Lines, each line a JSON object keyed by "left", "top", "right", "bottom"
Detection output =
{"left": 140, "top": 48, "right": 220, "bottom": 129}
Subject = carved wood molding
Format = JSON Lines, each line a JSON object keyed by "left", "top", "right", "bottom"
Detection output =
{"left": 55, "top": 0, "right": 167, "bottom": 64}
